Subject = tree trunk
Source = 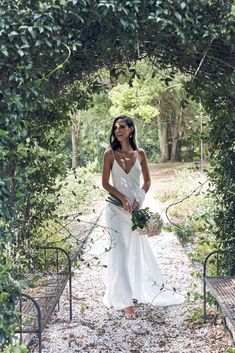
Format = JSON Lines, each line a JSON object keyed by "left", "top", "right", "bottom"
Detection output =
{"left": 157, "top": 116, "right": 169, "bottom": 162}
{"left": 71, "top": 114, "right": 79, "bottom": 168}
{"left": 170, "top": 122, "right": 179, "bottom": 162}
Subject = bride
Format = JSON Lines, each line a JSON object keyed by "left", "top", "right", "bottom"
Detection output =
{"left": 102, "top": 115, "right": 184, "bottom": 319}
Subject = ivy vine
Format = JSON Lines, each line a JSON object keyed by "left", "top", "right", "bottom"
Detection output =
{"left": 0, "top": 0, "right": 234, "bottom": 349}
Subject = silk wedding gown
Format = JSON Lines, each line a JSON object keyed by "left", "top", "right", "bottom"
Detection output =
{"left": 103, "top": 156, "right": 184, "bottom": 310}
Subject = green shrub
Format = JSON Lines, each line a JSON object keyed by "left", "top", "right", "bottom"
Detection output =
{"left": 175, "top": 222, "right": 194, "bottom": 243}
{"left": 156, "top": 167, "right": 218, "bottom": 266}
{"left": 56, "top": 166, "right": 104, "bottom": 214}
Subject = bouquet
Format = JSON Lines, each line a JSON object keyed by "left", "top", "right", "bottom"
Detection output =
{"left": 137, "top": 211, "right": 164, "bottom": 237}
{"left": 106, "top": 193, "right": 164, "bottom": 236}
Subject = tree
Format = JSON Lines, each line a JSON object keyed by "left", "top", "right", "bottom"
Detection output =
{"left": 71, "top": 113, "right": 80, "bottom": 168}
{"left": 154, "top": 85, "right": 199, "bottom": 162}
{"left": 108, "top": 64, "right": 203, "bottom": 162}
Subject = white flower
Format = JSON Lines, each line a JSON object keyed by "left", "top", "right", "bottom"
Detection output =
{"left": 138, "top": 212, "right": 164, "bottom": 237}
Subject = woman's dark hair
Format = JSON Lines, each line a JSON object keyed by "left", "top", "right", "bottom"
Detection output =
{"left": 109, "top": 115, "right": 137, "bottom": 151}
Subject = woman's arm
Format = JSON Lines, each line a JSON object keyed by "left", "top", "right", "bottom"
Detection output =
{"left": 102, "top": 149, "right": 133, "bottom": 213}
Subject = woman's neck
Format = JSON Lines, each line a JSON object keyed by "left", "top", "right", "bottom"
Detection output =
{"left": 119, "top": 141, "right": 133, "bottom": 153}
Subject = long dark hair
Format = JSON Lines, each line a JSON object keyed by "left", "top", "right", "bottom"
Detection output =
{"left": 109, "top": 115, "right": 137, "bottom": 151}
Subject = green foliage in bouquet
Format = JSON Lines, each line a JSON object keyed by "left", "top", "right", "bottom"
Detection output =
{"left": 131, "top": 208, "right": 152, "bottom": 231}
{"left": 106, "top": 193, "right": 152, "bottom": 231}
{"left": 106, "top": 193, "right": 123, "bottom": 208}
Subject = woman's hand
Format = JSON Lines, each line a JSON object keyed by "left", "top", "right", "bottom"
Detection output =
{"left": 122, "top": 197, "right": 133, "bottom": 213}
{"left": 134, "top": 189, "right": 146, "bottom": 209}
{"left": 132, "top": 200, "right": 139, "bottom": 211}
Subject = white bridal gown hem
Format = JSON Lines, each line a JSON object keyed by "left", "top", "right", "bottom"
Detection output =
{"left": 103, "top": 158, "right": 184, "bottom": 311}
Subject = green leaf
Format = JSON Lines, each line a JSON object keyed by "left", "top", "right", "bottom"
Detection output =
{"left": 0, "top": 129, "right": 8, "bottom": 137}
{"left": 1, "top": 47, "right": 8, "bottom": 56}
{"left": 175, "top": 12, "right": 182, "bottom": 22}
{"left": 35, "top": 40, "right": 42, "bottom": 47}
{"left": 9, "top": 31, "right": 18, "bottom": 36}
{"left": 18, "top": 49, "right": 24, "bottom": 57}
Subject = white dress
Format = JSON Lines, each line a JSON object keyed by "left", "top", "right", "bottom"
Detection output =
{"left": 103, "top": 157, "right": 184, "bottom": 310}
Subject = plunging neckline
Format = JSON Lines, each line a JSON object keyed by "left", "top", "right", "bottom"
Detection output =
{"left": 113, "top": 158, "right": 139, "bottom": 175}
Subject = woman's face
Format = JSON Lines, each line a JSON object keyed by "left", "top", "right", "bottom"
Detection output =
{"left": 114, "top": 119, "right": 133, "bottom": 142}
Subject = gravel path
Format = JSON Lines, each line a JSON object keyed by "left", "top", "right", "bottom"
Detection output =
{"left": 29, "top": 197, "right": 231, "bottom": 353}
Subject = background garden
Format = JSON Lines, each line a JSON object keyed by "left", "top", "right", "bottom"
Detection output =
{"left": 0, "top": 0, "right": 234, "bottom": 352}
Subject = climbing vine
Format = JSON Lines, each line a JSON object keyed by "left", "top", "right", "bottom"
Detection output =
{"left": 0, "top": 0, "right": 234, "bottom": 349}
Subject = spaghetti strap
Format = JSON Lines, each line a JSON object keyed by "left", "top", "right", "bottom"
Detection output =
{"left": 110, "top": 148, "right": 115, "bottom": 169}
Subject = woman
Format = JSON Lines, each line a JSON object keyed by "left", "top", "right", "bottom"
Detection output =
{"left": 102, "top": 115, "right": 184, "bottom": 319}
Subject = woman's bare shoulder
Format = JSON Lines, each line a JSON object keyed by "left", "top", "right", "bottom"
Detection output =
{"left": 136, "top": 148, "right": 146, "bottom": 161}
{"left": 104, "top": 148, "right": 113, "bottom": 156}
{"left": 104, "top": 148, "right": 114, "bottom": 162}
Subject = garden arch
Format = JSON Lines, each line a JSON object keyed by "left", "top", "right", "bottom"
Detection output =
{"left": 1, "top": 0, "right": 234, "bottom": 348}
